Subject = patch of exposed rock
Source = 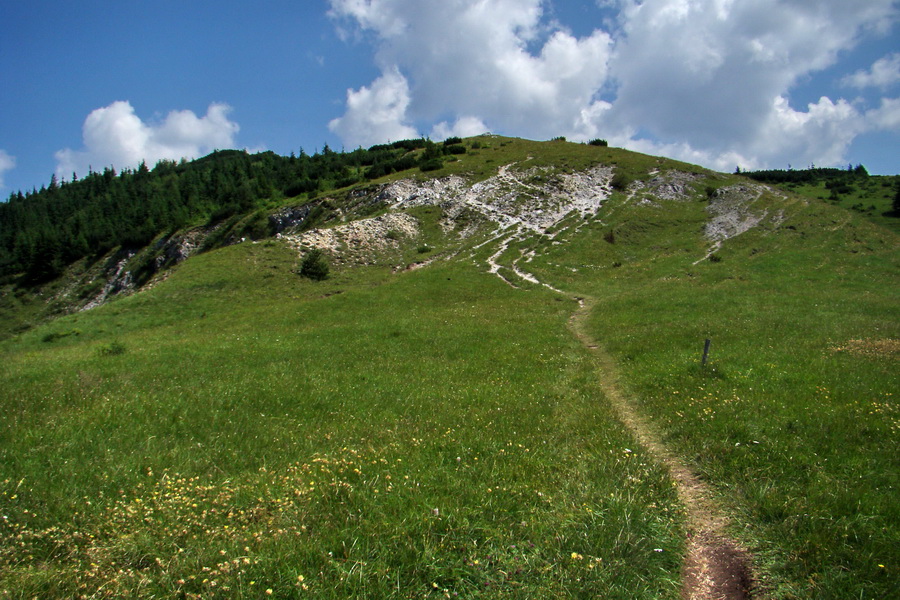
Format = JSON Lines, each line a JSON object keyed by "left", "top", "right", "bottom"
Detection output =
{"left": 269, "top": 205, "right": 313, "bottom": 234}
{"left": 371, "top": 163, "right": 614, "bottom": 236}
{"left": 153, "top": 229, "right": 205, "bottom": 270}
{"left": 704, "top": 185, "right": 767, "bottom": 243}
{"left": 630, "top": 170, "right": 704, "bottom": 203}
{"left": 80, "top": 227, "right": 215, "bottom": 311}
{"left": 81, "top": 250, "right": 137, "bottom": 311}
{"left": 281, "top": 213, "right": 420, "bottom": 264}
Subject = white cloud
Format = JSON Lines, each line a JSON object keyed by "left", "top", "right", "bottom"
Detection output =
{"left": 605, "top": 0, "right": 896, "bottom": 150}
{"left": 430, "top": 116, "right": 489, "bottom": 141}
{"left": 0, "top": 150, "right": 14, "bottom": 188}
{"left": 842, "top": 53, "right": 900, "bottom": 90}
{"left": 866, "top": 97, "right": 900, "bottom": 131}
{"left": 328, "top": 0, "right": 613, "bottom": 143}
{"left": 56, "top": 101, "right": 239, "bottom": 176}
{"left": 328, "top": 67, "right": 419, "bottom": 148}
{"left": 328, "top": 0, "right": 899, "bottom": 170}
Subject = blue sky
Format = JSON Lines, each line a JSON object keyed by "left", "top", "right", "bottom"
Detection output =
{"left": 1, "top": 0, "right": 898, "bottom": 195}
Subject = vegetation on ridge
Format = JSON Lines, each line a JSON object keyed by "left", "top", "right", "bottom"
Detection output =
{"left": 0, "top": 136, "right": 897, "bottom": 598}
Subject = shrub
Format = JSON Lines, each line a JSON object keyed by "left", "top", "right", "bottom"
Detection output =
{"left": 419, "top": 157, "right": 444, "bottom": 172}
{"left": 442, "top": 137, "right": 463, "bottom": 146}
{"left": 588, "top": 138, "right": 608, "bottom": 147}
{"left": 97, "top": 341, "right": 126, "bottom": 356}
{"left": 299, "top": 248, "right": 329, "bottom": 281}
{"left": 611, "top": 172, "right": 632, "bottom": 191}
{"left": 42, "top": 330, "right": 80, "bottom": 343}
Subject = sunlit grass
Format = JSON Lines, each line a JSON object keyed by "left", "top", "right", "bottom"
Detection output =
{"left": 0, "top": 241, "right": 683, "bottom": 599}
{"left": 1, "top": 140, "right": 897, "bottom": 599}
{"left": 527, "top": 187, "right": 899, "bottom": 598}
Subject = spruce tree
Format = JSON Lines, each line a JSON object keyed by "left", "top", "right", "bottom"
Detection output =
{"left": 299, "top": 248, "right": 329, "bottom": 281}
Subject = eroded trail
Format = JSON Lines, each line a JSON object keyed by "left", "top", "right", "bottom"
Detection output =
{"left": 568, "top": 297, "right": 754, "bottom": 600}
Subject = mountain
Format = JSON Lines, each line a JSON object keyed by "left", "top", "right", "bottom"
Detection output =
{"left": 0, "top": 136, "right": 897, "bottom": 599}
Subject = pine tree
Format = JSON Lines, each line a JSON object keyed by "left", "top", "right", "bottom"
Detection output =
{"left": 299, "top": 249, "right": 329, "bottom": 281}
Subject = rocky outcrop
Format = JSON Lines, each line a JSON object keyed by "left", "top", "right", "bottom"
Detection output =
{"left": 81, "top": 250, "right": 137, "bottom": 311}
{"left": 282, "top": 213, "right": 420, "bottom": 264}
{"left": 704, "top": 185, "right": 767, "bottom": 243}
{"left": 269, "top": 205, "right": 313, "bottom": 234}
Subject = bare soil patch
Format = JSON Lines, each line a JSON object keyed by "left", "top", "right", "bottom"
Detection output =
{"left": 830, "top": 338, "right": 900, "bottom": 359}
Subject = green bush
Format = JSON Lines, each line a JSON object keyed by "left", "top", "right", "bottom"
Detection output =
{"left": 42, "top": 329, "right": 80, "bottom": 343}
{"left": 588, "top": 138, "right": 608, "bottom": 147}
{"left": 419, "top": 157, "right": 444, "bottom": 172}
{"left": 97, "top": 341, "right": 126, "bottom": 356}
{"left": 611, "top": 172, "right": 632, "bottom": 191}
{"left": 299, "top": 248, "right": 329, "bottom": 281}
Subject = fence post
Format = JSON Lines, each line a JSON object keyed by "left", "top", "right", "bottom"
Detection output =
{"left": 702, "top": 338, "right": 711, "bottom": 366}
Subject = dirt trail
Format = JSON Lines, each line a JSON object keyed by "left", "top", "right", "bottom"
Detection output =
{"left": 568, "top": 297, "right": 755, "bottom": 600}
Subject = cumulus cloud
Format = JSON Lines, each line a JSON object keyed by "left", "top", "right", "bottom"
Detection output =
{"left": 605, "top": 0, "right": 896, "bottom": 157}
{"left": 430, "top": 116, "right": 490, "bottom": 141}
{"left": 842, "top": 53, "right": 900, "bottom": 90}
{"left": 328, "top": 67, "right": 419, "bottom": 148}
{"left": 866, "top": 97, "right": 900, "bottom": 131}
{"left": 328, "top": 0, "right": 613, "bottom": 142}
{"left": 0, "top": 150, "right": 14, "bottom": 188}
{"left": 56, "top": 101, "right": 239, "bottom": 176}
{"left": 327, "top": 0, "right": 899, "bottom": 170}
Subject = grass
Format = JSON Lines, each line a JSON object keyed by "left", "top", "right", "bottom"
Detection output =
{"left": 1, "top": 138, "right": 897, "bottom": 598}
{"left": 0, "top": 240, "right": 683, "bottom": 599}
{"left": 524, "top": 182, "right": 899, "bottom": 599}
{"left": 775, "top": 175, "right": 900, "bottom": 234}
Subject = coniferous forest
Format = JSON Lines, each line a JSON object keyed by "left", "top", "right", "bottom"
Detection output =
{"left": 0, "top": 139, "right": 468, "bottom": 283}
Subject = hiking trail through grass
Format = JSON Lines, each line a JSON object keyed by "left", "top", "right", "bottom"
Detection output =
{"left": 568, "top": 296, "right": 755, "bottom": 600}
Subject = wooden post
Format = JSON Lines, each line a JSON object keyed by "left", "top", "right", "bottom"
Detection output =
{"left": 702, "top": 338, "right": 711, "bottom": 366}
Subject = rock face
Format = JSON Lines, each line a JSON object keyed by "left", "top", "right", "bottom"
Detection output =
{"left": 282, "top": 213, "right": 420, "bottom": 264}
{"left": 81, "top": 250, "right": 137, "bottom": 311}
{"left": 704, "top": 185, "right": 768, "bottom": 243}
{"left": 359, "top": 163, "right": 614, "bottom": 235}
{"left": 269, "top": 206, "right": 313, "bottom": 234}
{"left": 153, "top": 229, "right": 205, "bottom": 270}
{"left": 633, "top": 171, "right": 703, "bottom": 202}
{"left": 80, "top": 228, "right": 209, "bottom": 311}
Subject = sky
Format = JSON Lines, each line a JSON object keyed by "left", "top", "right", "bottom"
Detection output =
{"left": 1, "top": 0, "right": 898, "bottom": 196}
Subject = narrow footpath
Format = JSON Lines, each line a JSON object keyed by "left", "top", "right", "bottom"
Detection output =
{"left": 568, "top": 296, "right": 755, "bottom": 600}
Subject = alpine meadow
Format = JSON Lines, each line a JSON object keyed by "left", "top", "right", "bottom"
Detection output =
{"left": 0, "top": 136, "right": 897, "bottom": 599}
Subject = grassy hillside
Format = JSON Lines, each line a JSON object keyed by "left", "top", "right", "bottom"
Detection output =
{"left": 521, "top": 174, "right": 898, "bottom": 598}
{"left": 1, "top": 137, "right": 897, "bottom": 598}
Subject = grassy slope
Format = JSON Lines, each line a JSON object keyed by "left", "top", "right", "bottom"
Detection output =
{"left": 1, "top": 138, "right": 897, "bottom": 598}
{"left": 524, "top": 174, "right": 899, "bottom": 598}
{"left": 774, "top": 175, "right": 899, "bottom": 235}
{"left": 0, "top": 235, "right": 683, "bottom": 598}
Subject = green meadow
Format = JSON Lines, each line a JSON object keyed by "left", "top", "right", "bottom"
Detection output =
{"left": 522, "top": 174, "right": 899, "bottom": 598}
{"left": 0, "top": 239, "right": 684, "bottom": 598}
{"left": 0, "top": 138, "right": 897, "bottom": 598}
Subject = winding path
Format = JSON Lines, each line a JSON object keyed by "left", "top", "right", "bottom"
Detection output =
{"left": 568, "top": 297, "right": 754, "bottom": 600}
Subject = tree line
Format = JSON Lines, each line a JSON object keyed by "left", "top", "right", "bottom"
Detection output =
{"left": 739, "top": 164, "right": 869, "bottom": 185}
{"left": 0, "top": 139, "right": 466, "bottom": 283}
